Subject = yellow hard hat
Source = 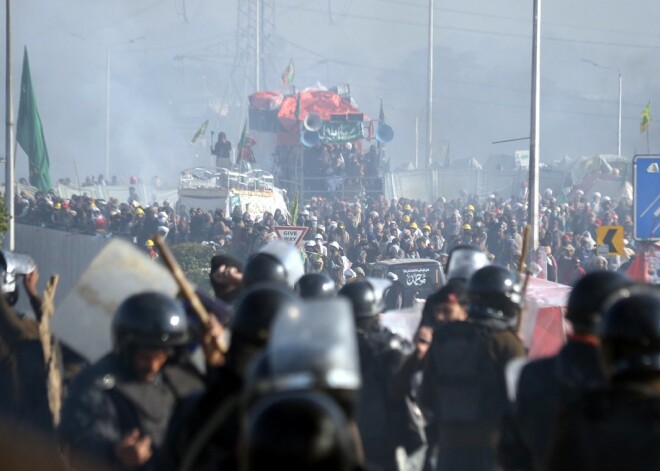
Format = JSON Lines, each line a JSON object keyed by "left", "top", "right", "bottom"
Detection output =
{"left": 402, "top": 214, "right": 411, "bottom": 223}
{"left": 54, "top": 203, "right": 62, "bottom": 209}
{"left": 467, "top": 204, "right": 475, "bottom": 212}
{"left": 404, "top": 204, "right": 412, "bottom": 211}
{"left": 136, "top": 208, "right": 145, "bottom": 215}
{"left": 423, "top": 225, "right": 432, "bottom": 231}
{"left": 145, "top": 239, "right": 154, "bottom": 248}
{"left": 463, "top": 223, "right": 472, "bottom": 230}
{"left": 410, "top": 222, "right": 418, "bottom": 229}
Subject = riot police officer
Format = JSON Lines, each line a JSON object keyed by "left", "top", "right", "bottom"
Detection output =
{"left": 547, "top": 288, "right": 660, "bottom": 470}
{"left": 499, "top": 270, "right": 632, "bottom": 471}
{"left": 244, "top": 297, "right": 365, "bottom": 469}
{"left": 420, "top": 265, "right": 525, "bottom": 471}
{"left": 338, "top": 278, "right": 422, "bottom": 471}
{"left": 162, "top": 283, "right": 300, "bottom": 471}
{"left": 59, "top": 292, "right": 204, "bottom": 470}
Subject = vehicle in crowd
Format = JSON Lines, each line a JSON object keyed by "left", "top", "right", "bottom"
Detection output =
{"left": 177, "top": 166, "right": 289, "bottom": 220}
{"left": 368, "top": 258, "right": 446, "bottom": 308}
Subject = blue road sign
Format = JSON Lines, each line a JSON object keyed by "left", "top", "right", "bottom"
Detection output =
{"left": 633, "top": 155, "right": 660, "bottom": 241}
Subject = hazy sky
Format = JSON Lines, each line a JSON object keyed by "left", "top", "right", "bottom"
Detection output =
{"left": 2, "top": 0, "right": 660, "bottom": 185}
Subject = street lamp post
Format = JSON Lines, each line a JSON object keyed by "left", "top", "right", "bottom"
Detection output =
{"left": 581, "top": 58, "right": 622, "bottom": 156}
{"left": 426, "top": 0, "right": 434, "bottom": 168}
{"left": 4, "top": 0, "right": 15, "bottom": 250}
{"left": 528, "top": 0, "right": 542, "bottom": 254}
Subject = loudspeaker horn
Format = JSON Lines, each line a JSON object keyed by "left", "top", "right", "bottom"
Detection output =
{"left": 375, "top": 123, "right": 394, "bottom": 144}
{"left": 303, "top": 113, "right": 323, "bottom": 132}
{"left": 300, "top": 130, "right": 320, "bottom": 148}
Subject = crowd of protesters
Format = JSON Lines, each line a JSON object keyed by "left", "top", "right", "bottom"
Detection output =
{"left": 14, "top": 183, "right": 647, "bottom": 287}
{"left": 3, "top": 179, "right": 660, "bottom": 471}
{"left": 277, "top": 142, "right": 384, "bottom": 194}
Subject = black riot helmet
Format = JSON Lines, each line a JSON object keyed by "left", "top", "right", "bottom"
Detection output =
{"left": 294, "top": 273, "right": 336, "bottom": 299}
{"left": 601, "top": 290, "right": 660, "bottom": 378}
{"left": 243, "top": 254, "right": 288, "bottom": 288}
{"left": 338, "top": 278, "right": 392, "bottom": 319}
{"left": 242, "top": 391, "right": 356, "bottom": 471}
{"left": 467, "top": 265, "right": 523, "bottom": 326}
{"left": 231, "top": 283, "right": 300, "bottom": 349}
{"left": 243, "top": 240, "right": 305, "bottom": 290}
{"left": 112, "top": 291, "right": 190, "bottom": 355}
{"left": 567, "top": 270, "right": 632, "bottom": 334}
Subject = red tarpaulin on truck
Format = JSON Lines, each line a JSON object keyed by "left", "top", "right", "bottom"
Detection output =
{"left": 249, "top": 91, "right": 283, "bottom": 110}
{"left": 277, "top": 90, "right": 364, "bottom": 131}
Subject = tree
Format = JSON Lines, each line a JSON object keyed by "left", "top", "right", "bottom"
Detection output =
{"left": 169, "top": 242, "right": 215, "bottom": 293}
{"left": 0, "top": 195, "right": 11, "bottom": 239}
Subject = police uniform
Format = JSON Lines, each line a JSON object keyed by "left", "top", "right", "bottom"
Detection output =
{"left": 498, "top": 270, "right": 631, "bottom": 471}
{"left": 420, "top": 319, "right": 524, "bottom": 471}
{"left": 419, "top": 265, "right": 526, "bottom": 471}
{"left": 547, "top": 289, "right": 660, "bottom": 471}
{"left": 498, "top": 340, "right": 606, "bottom": 471}
{"left": 547, "top": 381, "right": 660, "bottom": 471}
{"left": 161, "top": 283, "right": 301, "bottom": 471}
{"left": 339, "top": 278, "right": 425, "bottom": 471}
{"left": 59, "top": 291, "right": 204, "bottom": 471}
{"left": 59, "top": 352, "right": 203, "bottom": 470}
{"left": 356, "top": 325, "right": 420, "bottom": 470}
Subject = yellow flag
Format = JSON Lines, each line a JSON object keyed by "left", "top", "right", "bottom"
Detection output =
{"left": 640, "top": 101, "right": 652, "bottom": 133}
{"left": 190, "top": 119, "right": 209, "bottom": 144}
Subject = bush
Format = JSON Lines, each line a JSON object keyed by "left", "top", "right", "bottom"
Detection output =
{"left": 0, "top": 194, "right": 10, "bottom": 238}
{"left": 169, "top": 242, "right": 216, "bottom": 294}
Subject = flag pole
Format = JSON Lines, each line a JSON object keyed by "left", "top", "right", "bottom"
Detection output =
{"left": 4, "top": 0, "right": 15, "bottom": 251}
{"left": 527, "top": 0, "right": 542, "bottom": 256}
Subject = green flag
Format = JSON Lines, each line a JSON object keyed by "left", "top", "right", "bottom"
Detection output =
{"left": 641, "top": 101, "right": 652, "bottom": 133}
{"left": 290, "top": 191, "right": 299, "bottom": 226}
{"left": 190, "top": 119, "right": 208, "bottom": 144}
{"left": 236, "top": 120, "right": 256, "bottom": 165}
{"left": 16, "top": 47, "right": 52, "bottom": 192}
{"left": 281, "top": 59, "right": 295, "bottom": 88}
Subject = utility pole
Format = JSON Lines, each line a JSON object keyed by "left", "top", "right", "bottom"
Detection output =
{"left": 4, "top": 0, "right": 15, "bottom": 250}
{"left": 415, "top": 115, "right": 419, "bottom": 169}
{"left": 232, "top": 0, "right": 274, "bottom": 98}
{"left": 426, "top": 0, "right": 434, "bottom": 168}
{"left": 255, "top": 0, "right": 261, "bottom": 92}
{"left": 105, "top": 49, "right": 110, "bottom": 179}
{"left": 528, "top": 0, "right": 542, "bottom": 254}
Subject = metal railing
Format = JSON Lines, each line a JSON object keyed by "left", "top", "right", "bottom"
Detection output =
{"left": 179, "top": 167, "right": 274, "bottom": 193}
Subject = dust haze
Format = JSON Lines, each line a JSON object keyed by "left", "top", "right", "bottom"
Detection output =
{"left": 2, "top": 0, "right": 660, "bottom": 185}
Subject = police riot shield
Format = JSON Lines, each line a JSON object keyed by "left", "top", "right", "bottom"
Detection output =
{"left": 268, "top": 297, "right": 361, "bottom": 392}
{"left": 53, "top": 239, "right": 179, "bottom": 361}
{"left": 0, "top": 250, "right": 36, "bottom": 293}
{"left": 257, "top": 239, "right": 305, "bottom": 289}
{"left": 445, "top": 245, "right": 490, "bottom": 281}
